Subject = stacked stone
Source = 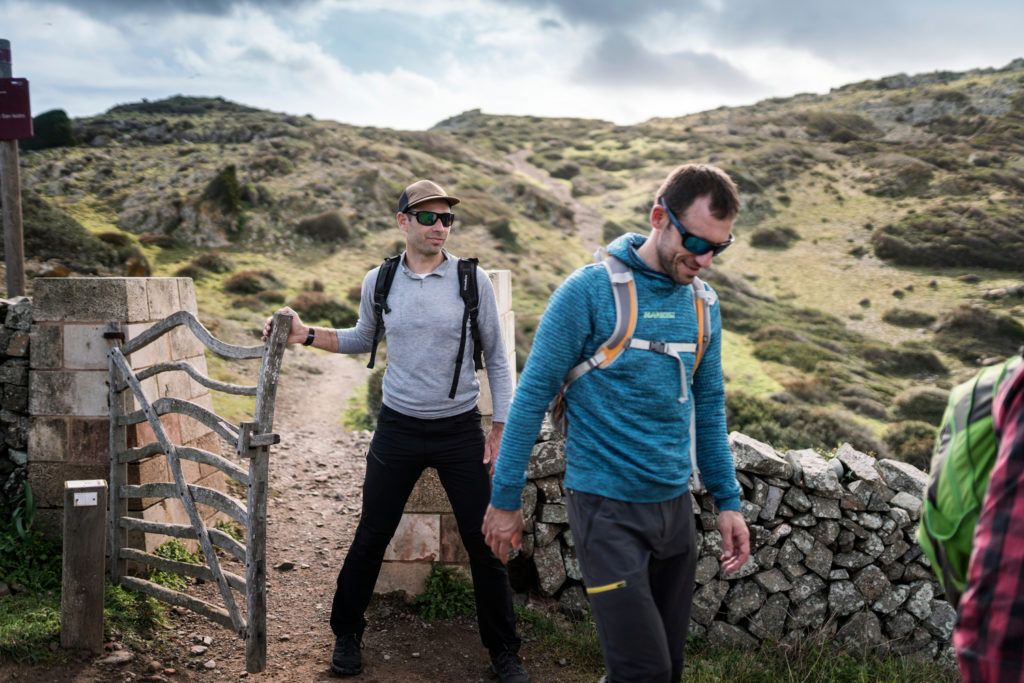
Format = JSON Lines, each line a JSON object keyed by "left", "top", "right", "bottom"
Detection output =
{"left": 517, "top": 426, "right": 955, "bottom": 660}
{"left": 0, "top": 297, "right": 31, "bottom": 502}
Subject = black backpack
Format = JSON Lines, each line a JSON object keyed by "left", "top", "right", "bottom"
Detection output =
{"left": 367, "top": 255, "right": 484, "bottom": 399}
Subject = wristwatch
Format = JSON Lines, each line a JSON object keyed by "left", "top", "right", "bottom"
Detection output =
{"left": 302, "top": 327, "right": 315, "bottom": 346}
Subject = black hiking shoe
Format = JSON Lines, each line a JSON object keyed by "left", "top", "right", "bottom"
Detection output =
{"left": 331, "top": 633, "right": 362, "bottom": 675}
{"left": 490, "top": 648, "right": 530, "bottom": 683}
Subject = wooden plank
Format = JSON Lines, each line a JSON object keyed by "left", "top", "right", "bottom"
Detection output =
{"left": 106, "top": 330, "right": 128, "bottom": 582}
{"left": 119, "top": 576, "right": 238, "bottom": 632}
{"left": 245, "top": 312, "right": 290, "bottom": 673}
{"left": 108, "top": 349, "right": 245, "bottom": 632}
{"left": 121, "top": 483, "right": 248, "bottom": 526}
{"left": 118, "top": 517, "right": 246, "bottom": 562}
{"left": 116, "top": 393, "right": 240, "bottom": 446}
{"left": 1, "top": 139, "right": 25, "bottom": 296}
{"left": 119, "top": 548, "right": 247, "bottom": 593}
{"left": 118, "top": 360, "right": 258, "bottom": 396}
{"left": 118, "top": 444, "right": 249, "bottom": 486}
{"left": 121, "top": 310, "right": 263, "bottom": 360}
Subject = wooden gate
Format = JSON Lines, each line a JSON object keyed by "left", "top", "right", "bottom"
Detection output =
{"left": 105, "top": 310, "right": 290, "bottom": 673}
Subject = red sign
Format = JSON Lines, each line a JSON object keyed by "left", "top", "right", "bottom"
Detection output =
{"left": 0, "top": 78, "right": 33, "bottom": 140}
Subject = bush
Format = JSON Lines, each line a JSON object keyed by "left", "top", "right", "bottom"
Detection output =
{"left": 487, "top": 218, "right": 521, "bottom": 251}
{"left": 892, "top": 386, "right": 949, "bottom": 425}
{"left": 749, "top": 226, "right": 801, "bottom": 249}
{"left": 257, "top": 289, "right": 286, "bottom": 304}
{"left": 871, "top": 207, "right": 1024, "bottom": 270}
{"left": 20, "top": 109, "right": 76, "bottom": 151}
{"left": 201, "top": 165, "right": 242, "bottom": 214}
{"left": 859, "top": 343, "right": 947, "bottom": 377}
{"left": 296, "top": 211, "right": 351, "bottom": 242}
{"left": 223, "top": 269, "right": 284, "bottom": 295}
{"left": 933, "top": 304, "right": 1024, "bottom": 363}
{"left": 193, "top": 251, "right": 235, "bottom": 273}
{"left": 174, "top": 264, "right": 205, "bottom": 280}
{"left": 232, "top": 295, "right": 266, "bottom": 312}
{"left": 412, "top": 564, "right": 475, "bottom": 621}
{"left": 149, "top": 539, "right": 201, "bottom": 592}
{"left": 725, "top": 392, "right": 886, "bottom": 456}
{"left": 882, "top": 308, "right": 937, "bottom": 328}
{"left": 602, "top": 220, "right": 626, "bottom": 244}
{"left": 550, "top": 162, "right": 580, "bottom": 180}
{"left": 752, "top": 339, "right": 843, "bottom": 373}
{"left": 287, "top": 291, "right": 357, "bottom": 328}
{"left": 882, "top": 421, "right": 936, "bottom": 472}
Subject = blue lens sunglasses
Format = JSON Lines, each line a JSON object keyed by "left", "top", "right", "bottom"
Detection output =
{"left": 659, "top": 197, "right": 734, "bottom": 256}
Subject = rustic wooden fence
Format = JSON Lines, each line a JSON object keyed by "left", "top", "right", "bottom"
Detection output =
{"left": 104, "top": 311, "right": 290, "bottom": 673}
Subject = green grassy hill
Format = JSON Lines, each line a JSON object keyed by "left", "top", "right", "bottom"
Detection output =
{"left": 11, "top": 63, "right": 1024, "bottom": 466}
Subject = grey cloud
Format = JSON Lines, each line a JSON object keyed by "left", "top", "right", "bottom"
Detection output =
{"left": 539, "top": 18, "right": 563, "bottom": 30}
{"left": 62, "top": 0, "right": 316, "bottom": 18}
{"left": 573, "top": 31, "right": 762, "bottom": 92}
{"left": 708, "top": 0, "right": 1024, "bottom": 64}
{"left": 494, "top": 0, "right": 699, "bottom": 27}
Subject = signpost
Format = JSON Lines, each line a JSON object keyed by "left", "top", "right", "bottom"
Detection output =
{"left": 0, "top": 39, "right": 29, "bottom": 297}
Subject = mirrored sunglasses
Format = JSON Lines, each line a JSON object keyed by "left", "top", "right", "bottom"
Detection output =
{"left": 659, "top": 198, "right": 734, "bottom": 256}
{"left": 406, "top": 210, "right": 455, "bottom": 228}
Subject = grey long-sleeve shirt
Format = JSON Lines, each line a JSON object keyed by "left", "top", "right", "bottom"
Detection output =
{"left": 335, "top": 250, "right": 513, "bottom": 422}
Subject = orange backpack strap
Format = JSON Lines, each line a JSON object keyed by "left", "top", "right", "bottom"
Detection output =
{"left": 691, "top": 276, "right": 715, "bottom": 378}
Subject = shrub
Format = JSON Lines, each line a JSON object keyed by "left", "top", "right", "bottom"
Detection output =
{"left": 933, "top": 304, "right": 1024, "bottom": 363}
{"left": 20, "top": 109, "right": 75, "bottom": 151}
{"left": 11, "top": 189, "right": 124, "bottom": 274}
{"left": 882, "top": 421, "right": 936, "bottom": 472}
{"left": 602, "top": 220, "right": 626, "bottom": 244}
{"left": 487, "top": 218, "right": 521, "bottom": 251}
{"left": 749, "top": 226, "right": 800, "bottom": 249}
{"left": 193, "top": 251, "right": 235, "bottom": 273}
{"left": 798, "top": 111, "right": 881, "bottom": 142}
{"left": 725, "top": 392, "right": 885, "bottom": 456}
{"left": 550, "top": 162, "right": 580, "bottom": 180}
{"left": 752, "top": 339, "right": 843, "bottom": 373}
{"left": 287, "top": 291, "right": 357, "bottom": 328}
{"left": 296, "top": 211, "right": 351, "bottom": 242}
{"left": 149, "top": 539, "right": 201, "bottom": 593}
{"left": 882, "top": 308, "right": 937, "bottom": 328}
{"left": 223, "top": 269, "right": 284, "bottom": 295}
{"left": 892, "top": 386, "right": 949, "bottom": 425}
{"left": 250, "top": 154, "right": 295, "bottom": 177}
{"left": 232, "top": 295, "right": 265, "bottom": 312}
{"left": 412, "top": 563, "right": 475, "bottom": 621}
{"left": 174, "top": 264, "right": 205, "bottom": 280}
{"left": 201, "top": 165, "right": 242, "bottom": 214}
{"left": 257, "top": 289, "right": 286, "bottom": 304}
{"left": 859, "top": 344, "right": 947, "bottom": 377}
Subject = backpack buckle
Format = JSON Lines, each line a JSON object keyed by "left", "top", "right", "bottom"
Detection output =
{"left": 650, "top": 340, "right": 668, "bottom": 354}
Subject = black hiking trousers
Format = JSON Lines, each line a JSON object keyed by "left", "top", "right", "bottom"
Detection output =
{"left": 329, "top": 403, "right": 520, "bottom": 655}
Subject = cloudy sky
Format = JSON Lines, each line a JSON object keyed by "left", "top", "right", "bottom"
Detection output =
{"left": 4, "top": 0, "right": 1022, "bottom": 130}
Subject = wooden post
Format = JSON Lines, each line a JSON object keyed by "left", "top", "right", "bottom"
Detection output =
{"left": 61, "top": 480, "right": 108, "bottom": 653}
{"left": 0, "top": 39, "right": 26, "bottom": 297}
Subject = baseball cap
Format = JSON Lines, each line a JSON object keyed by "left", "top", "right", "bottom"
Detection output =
{"left": 397, "top": 179, "right": 460, "bottom": 213}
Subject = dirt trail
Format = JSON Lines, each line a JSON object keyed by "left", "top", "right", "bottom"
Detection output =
{"left": 507, "top": 150, "right": 604, "bottom": 256}
{"left": 2, "top": 348, "right": 595, "bottom": 682}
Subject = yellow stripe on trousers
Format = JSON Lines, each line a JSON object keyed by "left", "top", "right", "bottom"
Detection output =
{"left": 585, "top": 580, "right": 627, "bottom": 595}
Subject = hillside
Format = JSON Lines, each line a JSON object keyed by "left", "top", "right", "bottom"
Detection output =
{"left": 9, "top": 64, "right": 1024, "bottom": 466}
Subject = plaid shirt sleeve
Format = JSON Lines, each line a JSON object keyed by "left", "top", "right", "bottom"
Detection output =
{"left": 955, "top": 363, "right": 1024, "bottom": 682}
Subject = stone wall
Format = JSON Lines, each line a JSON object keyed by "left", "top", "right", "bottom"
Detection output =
{"left": 514, "top": 427, "right": 954, "bottom": 660}
{"left": 0, "top": 298, "right": 32, "bottom": 504}
{"left": 26, "top": 277, "right": 226, "bottom": 550}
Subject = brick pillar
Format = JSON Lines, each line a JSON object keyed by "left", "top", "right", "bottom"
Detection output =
{"left": 27, "top": 277, "right": 226, "bottom": 548}
{"left": 375, "top": 270, "right": 515, "bottom": 595}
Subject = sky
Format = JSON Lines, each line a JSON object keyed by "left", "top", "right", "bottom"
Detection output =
{"left": 3, "top": 0, "right": 1023, "bottom": 131}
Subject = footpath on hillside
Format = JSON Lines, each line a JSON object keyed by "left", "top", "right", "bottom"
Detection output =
{"left": 1, "top": 350, "right": 598, "bottom": 682}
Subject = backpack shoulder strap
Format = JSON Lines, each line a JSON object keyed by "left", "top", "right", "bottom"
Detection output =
{"left": 562, "top": 255, "right": 637, "bottom": 388}
{"left": 690, "top": 276, "right": 716, "bottom": 377}
{"left": 449, "top": 257, "right": 483, "bottom": 399}
{"left": 367, "top": 255, "right": 400, "bottom": 369}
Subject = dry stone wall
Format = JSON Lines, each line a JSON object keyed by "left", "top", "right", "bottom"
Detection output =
{"left": 514, "top": 425, "right": 954, "bottom": 660}
{"left": 0, "top": 298, "right": 32, "bottom": 503}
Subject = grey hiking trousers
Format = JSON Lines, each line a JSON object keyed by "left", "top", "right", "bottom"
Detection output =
{"left": 567, "top": 488, "right": 697, "bottom": 683}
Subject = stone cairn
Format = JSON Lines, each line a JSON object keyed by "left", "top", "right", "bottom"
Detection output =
{"left": 514, "top": 423, "right": 955, "bottom": 660}
{"left": 0, "top": 298, "right": 31, "bottom": 504}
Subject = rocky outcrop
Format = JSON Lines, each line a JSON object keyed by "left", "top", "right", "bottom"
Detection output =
{"left": 515, "top": 425, "right": 953, "bottom": 660}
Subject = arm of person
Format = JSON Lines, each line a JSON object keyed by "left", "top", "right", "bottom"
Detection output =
{"left": 484, "top": 421, "right": 503, "bottom": 475}
{"left": 690, "top": 290, "right": 749, "bottom": 571}
{"left": 474, "top": 267, "right": 514, "bottom": 474}
{"left": 489, "top": 268, "right": 598, "bottom": 511}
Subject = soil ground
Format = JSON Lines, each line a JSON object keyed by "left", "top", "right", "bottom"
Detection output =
{"left": 1, "top": 351, "right": 600, "bottom": 683}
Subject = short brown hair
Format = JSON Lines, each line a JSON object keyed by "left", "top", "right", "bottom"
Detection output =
{"left": 655, "top": 164, "right": 740, "bottom": 220}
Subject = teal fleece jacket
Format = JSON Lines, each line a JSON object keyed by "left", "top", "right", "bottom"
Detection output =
{"left": 490, "top": 233, "right": 741, "bottom": 511}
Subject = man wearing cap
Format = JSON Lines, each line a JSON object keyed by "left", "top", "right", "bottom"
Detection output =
{"left": 482, "top": 164, "right": 749, "bottom": 682}
{"left": 264, "top": 180, "right": 527, "bottom": 681}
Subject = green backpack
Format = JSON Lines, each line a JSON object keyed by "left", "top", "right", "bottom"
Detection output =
{"left": 918, "top": 353, "right": 1023, "bottom": 607}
